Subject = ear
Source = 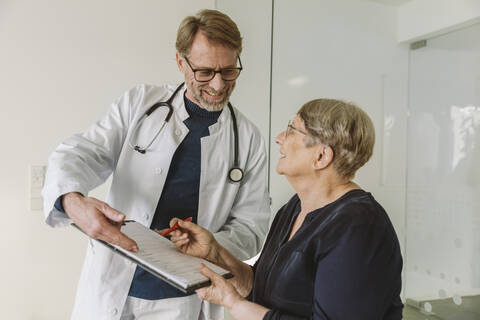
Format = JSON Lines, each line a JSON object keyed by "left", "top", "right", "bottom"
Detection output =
{"left": 312, "top": 145, "right": 334, "bottom": 170}
{"left": 176, "top": 52, "right": 184, "bottom": 72}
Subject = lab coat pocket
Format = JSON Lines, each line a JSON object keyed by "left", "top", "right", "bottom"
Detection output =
{"left": 87, "top": 240, "right": 115, "bottom": 283}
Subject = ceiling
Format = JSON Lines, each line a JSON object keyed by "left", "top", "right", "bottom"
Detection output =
{"left": 367, "top": 0, "right": 413, "bottom": 6}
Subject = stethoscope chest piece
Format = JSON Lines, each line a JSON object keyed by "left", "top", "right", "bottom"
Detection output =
{"left": 228, "top": 167, "right": 244, "bottom": 183}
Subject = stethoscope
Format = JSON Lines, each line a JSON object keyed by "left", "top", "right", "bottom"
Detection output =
{"left": 128, "top": 82, "right": 244, "bottom": 183}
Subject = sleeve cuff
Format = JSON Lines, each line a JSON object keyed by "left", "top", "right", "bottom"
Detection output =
{"left": 53, "top": 195, "right": 65, "bottom": 213}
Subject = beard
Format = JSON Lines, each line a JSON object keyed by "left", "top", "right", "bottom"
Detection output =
{"left": 187, "top": 78, "right": 235, "bottom": 112}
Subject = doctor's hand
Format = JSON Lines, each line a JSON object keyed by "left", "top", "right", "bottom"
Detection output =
{"left": 62, "top": 192, "right": 138, "bottom": 252}
{"left": 166, "top": 218, "right": 219, "bottom": 262}
{"left": 196, "top": 263, "right": 242, "bottom": 309}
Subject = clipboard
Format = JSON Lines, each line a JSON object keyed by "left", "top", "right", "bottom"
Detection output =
{"left": 72, "top": 220, "right": 233, "bottom": 293}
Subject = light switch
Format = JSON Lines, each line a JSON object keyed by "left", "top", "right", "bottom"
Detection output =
{"left": 30, "top": 165, "right": 46, "bottom": 211}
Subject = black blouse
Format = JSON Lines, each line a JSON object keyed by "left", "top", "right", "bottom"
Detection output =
{"left": 251, "top": 190, "right": 403, "bottom": 319}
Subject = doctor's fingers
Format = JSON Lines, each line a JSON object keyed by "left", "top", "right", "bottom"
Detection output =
{"left": 95, "top": 201, "right": 126, "bottom": 223}
{"left": 98, "top": 223, "right": 138, "bottom": 252}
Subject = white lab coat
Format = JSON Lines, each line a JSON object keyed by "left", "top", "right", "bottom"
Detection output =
{"left": 42, "top": 84, "right": 270, "bottom": 320}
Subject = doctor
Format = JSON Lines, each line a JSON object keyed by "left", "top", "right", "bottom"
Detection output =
{"left": 42, "top": 9, "right": 270, "bottom": 320}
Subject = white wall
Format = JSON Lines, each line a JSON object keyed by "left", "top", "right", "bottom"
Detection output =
{"left": 0, "top": 1, "right": 214, "bottom": 318}
{"left": 215, "top": 0, "right": 272, "bottom": 151}
{"left": 397, "top": 0, "right": 480, "bottom": 42}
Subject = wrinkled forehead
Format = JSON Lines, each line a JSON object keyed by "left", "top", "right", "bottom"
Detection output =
{"left": 187, "top": 32, "right": 238, "bottom": 67}
{"left": 292, "top": 114, "right": 307, "bottom": 130}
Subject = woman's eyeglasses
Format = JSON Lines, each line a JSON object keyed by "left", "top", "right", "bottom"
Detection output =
{"left": 286, "top": 120, "right": 307, "bottom": 137}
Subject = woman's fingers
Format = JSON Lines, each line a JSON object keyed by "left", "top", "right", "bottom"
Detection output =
{"left": 199, "top": 263, "right": 217, "bottom": 279}
{"left": 177, "top": 219, "right": 204, "bottom": 235}
{"left": 196, "top": 264, "right": 215, "bottom": 300}
{"left": 170, "top": 230, "right": 187, "bottom": 240}
{"left": 169, "top": 217, "right": 181, "bottom": 228}
{"left": 195, "top": 264, "right": 234, "bottom": 306}
{"left": 154, "top": 228, "right": 168, "bottom": 235}
{"left": 196, "top": 287, "right": 207, "bottom": 300}
{"left": 172, "top": 238, "right": 190, "bottom": 248}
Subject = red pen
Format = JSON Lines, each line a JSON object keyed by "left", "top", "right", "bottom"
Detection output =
{"left": 161, "top": 217, "right": 192, "bottom": 236}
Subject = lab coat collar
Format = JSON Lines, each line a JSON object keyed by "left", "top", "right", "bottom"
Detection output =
{"left": 172, "top": 84, "right": 189, "bottom": 122}
{"left": 209, "top": 104, "right": 231, "bottom": 135}
{"left": 171, "top": 83, "right": 233, "bottom": 135}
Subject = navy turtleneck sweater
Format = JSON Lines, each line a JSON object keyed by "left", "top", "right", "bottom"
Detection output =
{"left": 128, "top": 94, "right": 221, "bottom": 300}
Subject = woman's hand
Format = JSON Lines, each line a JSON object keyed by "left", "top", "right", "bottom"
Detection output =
{"left": 196, "top": 263, "right": 243, "bottom": 309}
{"left": 162, "top": 218, "right": 219, "bottom": 262}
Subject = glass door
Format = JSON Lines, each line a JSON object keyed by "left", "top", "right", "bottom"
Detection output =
{"left": 404, "top": 23, "right": 480, "bottom": 319}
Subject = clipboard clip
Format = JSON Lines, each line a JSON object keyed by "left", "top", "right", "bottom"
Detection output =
{"left": 110, "top": 219, "right": 135, "bottom": 226}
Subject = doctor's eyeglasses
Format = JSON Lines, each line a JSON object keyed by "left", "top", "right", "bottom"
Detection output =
{"left": 183, "top": 56, "right": 243, "bottom": 82}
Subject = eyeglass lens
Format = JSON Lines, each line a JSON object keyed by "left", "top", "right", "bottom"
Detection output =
{"left": 184, "top": 56, "right": 242, "bottom": 82}
{"left": 286, "top": 121, "right": 292, "bottom": 137}
{"left": 195, "top": 69, "right": 240, "bottom": 81}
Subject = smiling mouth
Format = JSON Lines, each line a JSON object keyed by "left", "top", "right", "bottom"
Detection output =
{"left": 202, "top": 90, "right": 224, "bottom": 99}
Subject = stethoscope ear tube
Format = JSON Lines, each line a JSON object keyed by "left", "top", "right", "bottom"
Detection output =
{"left": 129, "top": 83, "right": 184, "bottom": 154}
{"left": 227, "top": 103, "right": 244, "bottom": 183}
{"left": 145, "top": 83, "right": 183, "bottom": 119}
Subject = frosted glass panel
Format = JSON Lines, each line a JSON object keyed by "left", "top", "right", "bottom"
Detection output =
{"left": 405, "top": 23, "right": 480, "bottom": 318}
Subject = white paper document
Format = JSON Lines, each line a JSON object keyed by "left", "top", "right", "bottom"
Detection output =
{"left": 73, "top": 220, "right": 232, "bottom": 293}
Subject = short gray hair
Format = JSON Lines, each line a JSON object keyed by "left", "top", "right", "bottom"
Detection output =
{"left": 298, "top": 99, "right": 375, "bottom": 179}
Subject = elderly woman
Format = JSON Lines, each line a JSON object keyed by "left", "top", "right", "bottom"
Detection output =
{"left": 168, "top": 99, "right": 403, "bottom": 319}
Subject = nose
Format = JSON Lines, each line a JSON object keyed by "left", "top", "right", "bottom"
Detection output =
{"left": 208, "top": 72, "right": 226, "bottom": 92}
{"left": 275, "top": 131, "right": 286, "bottom": 145}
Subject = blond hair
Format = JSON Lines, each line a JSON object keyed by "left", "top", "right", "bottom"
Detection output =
{"left": 298, "top": 99, "right": 375, "bottom": 179}
{"left": 176, "top": 9, "right": 242, "bottom": 56}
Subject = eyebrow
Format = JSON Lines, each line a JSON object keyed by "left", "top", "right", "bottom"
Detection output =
{"left": 188, "top": 59, "right": 237, "bottom": 70}
{"left": 197, "top": 64, "right": 237, "bottom": 69}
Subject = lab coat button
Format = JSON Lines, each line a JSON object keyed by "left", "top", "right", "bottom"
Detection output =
{"left": 175, "top": 129, "right": 182, "bottom": 136}
{"left": 155, "top": 167, "right": 163, "bottom": 174}
{"left": 110, "top": 308, "right": 118, "bottom": 315}
{"left": 144, "top": 213, "right": 150, "bottom": 220}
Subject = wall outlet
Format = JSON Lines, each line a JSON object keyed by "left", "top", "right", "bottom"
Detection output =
{"left": 30, "top": 165, "right": 46, "bottom": 211}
